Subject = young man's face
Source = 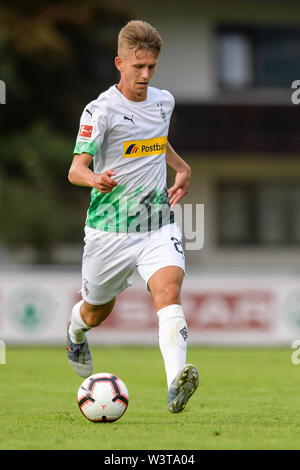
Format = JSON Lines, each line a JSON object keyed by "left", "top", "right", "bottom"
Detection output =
{"left": 115, "top": 48, "right": 158, "bottom": 102}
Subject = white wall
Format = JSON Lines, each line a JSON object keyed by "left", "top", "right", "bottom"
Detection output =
{"left": 150, "top": 18, "right": 216, "bottom": 102}
{"left": 180, "top": 155, "right": 300, "bottom": 270}
{"left": 129, "top": 0, "right": 300, "bottom": 103}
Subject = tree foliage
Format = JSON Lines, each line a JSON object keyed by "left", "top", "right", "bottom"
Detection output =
{"left": 0, "top": 1, "right": 132, "bottom": 262}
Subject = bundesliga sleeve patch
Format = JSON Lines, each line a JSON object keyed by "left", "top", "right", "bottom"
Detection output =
{"left": 78, "top": 124, "right": 93, "bottom": 139}
{"left": 123, "top": 136, "right": 167, "bottom": 158}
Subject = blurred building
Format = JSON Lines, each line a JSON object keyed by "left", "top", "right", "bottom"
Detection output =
{"left": 127, "top": 0, "right": 300, "bottom": 273}
{"left": 2, "top": 0, "right": 300, "bottom": 345}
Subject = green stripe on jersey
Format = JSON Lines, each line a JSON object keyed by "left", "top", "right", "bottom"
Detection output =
{"left": 86, "top": 185, "right": 174, "bottom": 232}
{"left": 73, "top": 140, "right": 99, "bottom": 156}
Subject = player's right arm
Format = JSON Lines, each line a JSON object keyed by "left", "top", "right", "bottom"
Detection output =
{"left": 69, "top": 100, "right": 117, "bottom": 193}
{"left": 68, "top": 154, "right": 118, "bottom": 194}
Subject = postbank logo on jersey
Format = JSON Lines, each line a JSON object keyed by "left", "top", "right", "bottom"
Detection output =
{"left": 124, "top": 136, "right": 167, "bottom": 158}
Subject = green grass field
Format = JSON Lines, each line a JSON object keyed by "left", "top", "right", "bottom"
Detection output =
{"left": 0, "top": 345, "right": 299, "bottom": 450}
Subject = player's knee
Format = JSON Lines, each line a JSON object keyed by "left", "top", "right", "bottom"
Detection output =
{"left": 82, "top": 301, "right": 114, "bottom": 327}
{"left": 84, "top": 310, "right": 103, "bottom": 328}
{"left": 154, "top": 282, "right": 181, "bottom": 309}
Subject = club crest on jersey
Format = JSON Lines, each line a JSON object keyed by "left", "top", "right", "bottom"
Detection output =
{"left": 79, "top": 124, "right": 93, "bottom": 139}
{"left": 124, "top": 136, "right": 167, "bottom": 158}
{"left": 157, "top": 102, "right": 167, "bottom": 122}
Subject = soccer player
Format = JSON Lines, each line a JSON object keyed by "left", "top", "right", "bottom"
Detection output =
{"left": 67, "top": 20, "right": 199, "bottom": 413}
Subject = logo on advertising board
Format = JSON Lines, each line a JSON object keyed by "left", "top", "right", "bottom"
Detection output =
{"left": 7, "top": 287, "right": 55, "bottom": 333}
{"left": 123, "top": 136, "right": 167, "bottom": 158}
{"left": 183, "top": 291, "right": 275, "bottom": 330}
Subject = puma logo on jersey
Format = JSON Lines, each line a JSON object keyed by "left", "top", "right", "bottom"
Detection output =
{"left": 123, "top": 115, "right": 135, "bottom": 125}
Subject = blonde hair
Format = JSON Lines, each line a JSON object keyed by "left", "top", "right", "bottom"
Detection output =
{"left": 118, "top": 20, "right": 162, "bottom": 57}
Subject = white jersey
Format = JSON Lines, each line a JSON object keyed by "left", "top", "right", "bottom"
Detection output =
{"left": 73, "top": 85, "right": 175, "bottom": 232}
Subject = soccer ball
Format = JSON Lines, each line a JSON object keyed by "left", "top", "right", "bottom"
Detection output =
{"left": 77, "top": 373, "right": 129, "bottom": 422}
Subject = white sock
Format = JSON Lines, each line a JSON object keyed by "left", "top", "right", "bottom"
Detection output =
{"left": 69, "top": 300, "right": 91, "bottom": 344}
{"left": 157, "top": 304, "right": 188, "bottom": 388}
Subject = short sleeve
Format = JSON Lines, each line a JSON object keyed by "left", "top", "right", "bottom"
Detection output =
{"left": 73, "top": 100, "right": 107, "bottom": 157}
{"left": 164, "top": 90, "right": 175, "bottom": 111}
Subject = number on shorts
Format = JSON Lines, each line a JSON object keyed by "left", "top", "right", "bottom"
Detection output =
{"left": 171, "top": 236, "right": 184, "bottom": 255}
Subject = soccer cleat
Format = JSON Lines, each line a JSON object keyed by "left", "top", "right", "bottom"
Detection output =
{"left": 167, "top": 364, "right": 199, "bottom": 413}
{"left": 67, "top": 322, "right": 93, "bottom": 378}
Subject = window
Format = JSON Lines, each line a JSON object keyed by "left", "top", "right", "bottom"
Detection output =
{"left": 217, "top": 26, "right": 300, "bottom": 88}
{"left": 217, "top": 180, "right": 300, "bottom": 246}
{"left": 217, "top": 31, "right": 254, "bottom": 87}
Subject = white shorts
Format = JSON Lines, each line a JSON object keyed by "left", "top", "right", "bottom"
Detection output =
{"left": 81, "top": 223, "right": 185, "bottom": 305}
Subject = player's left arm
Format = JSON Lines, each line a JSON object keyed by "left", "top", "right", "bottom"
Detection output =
{"left": 166, "top": 140, "right": 191, "bottom": 207}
